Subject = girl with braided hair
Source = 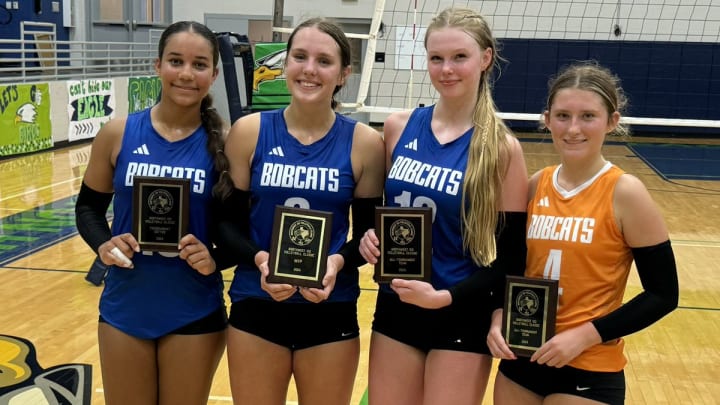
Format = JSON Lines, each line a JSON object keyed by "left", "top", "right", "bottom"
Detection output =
{"left": 75, "top": 20, "right": 230, "bottom": 405}
{"left": 359, "top": 7, "right": 529, "bottom": 404}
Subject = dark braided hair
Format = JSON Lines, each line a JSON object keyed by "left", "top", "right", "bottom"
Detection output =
{"left": 158, "top": 21, "right": 229, "bottom": 192}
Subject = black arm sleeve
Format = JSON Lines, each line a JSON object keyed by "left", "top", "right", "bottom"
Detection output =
{"left": 207, "top": 241, "right": 236, "bottom": 271}
{"left": 592, "top": 240, "right": 679, "bottom": 342}
{"left": 448, "top": 211, "right": 528, "bottom": 308}
{"left": 75, "top": 182, "right": 114, "bottom": 254}
{"left": 213, "top": 188, "right": 262, "bottom": 266}
{"left": 337, "top": 197, "right": 384, "bottom": 271}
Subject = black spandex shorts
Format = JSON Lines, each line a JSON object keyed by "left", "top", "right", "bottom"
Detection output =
{"left": 229, "top": 298, "right": 359, "bottom": 351}
{"left": 372, "top": 291, "right": 491, "bottom": 354}
{"left": 98, "top": 305, "right": 227, "bottom": 336}
{"left": 498, "top": 356, "right": 625, "bottom": 405}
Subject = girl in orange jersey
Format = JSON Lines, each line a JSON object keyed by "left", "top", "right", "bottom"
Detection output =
{"left": 487, "top": 62, "right": 679, "bottom": 405}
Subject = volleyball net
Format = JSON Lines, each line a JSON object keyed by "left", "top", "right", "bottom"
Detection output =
{"left": 331, "top": 0, "right": 720, "bottom": 134}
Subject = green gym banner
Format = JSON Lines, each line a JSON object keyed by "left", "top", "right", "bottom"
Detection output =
{"left": 252, "top": 43, "right": 291, "bottom": 110}
{"left": 0, "top": 83, "right": 52, "bottom": 157}
{"left": 128, "top": 76, "right": 161, "bottom": 114}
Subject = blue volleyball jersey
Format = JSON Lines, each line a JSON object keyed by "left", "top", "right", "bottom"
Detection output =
{"left": 383, "top": 105, "right": 481, "bottom": 292}
{"left": 229, "top": 109, "right": 358, "bottom": 303}
{"left": 101, "top": 108, "right": 224, "bottom": 339}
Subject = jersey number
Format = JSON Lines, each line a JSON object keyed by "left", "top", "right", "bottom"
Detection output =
{"left": 284, "top": 197, "right": 310, "bottom": 209}
{"left": 394, "top": 191, "right": 436, "bottom": 221}
{"left": 543, "top": 249, "right": 564, "bottom": 296}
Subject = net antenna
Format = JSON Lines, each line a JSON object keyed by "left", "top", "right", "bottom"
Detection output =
{"left": 358, "top": 0, "right": 388, "bottom": 110}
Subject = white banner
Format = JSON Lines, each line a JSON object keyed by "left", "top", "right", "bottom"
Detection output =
{"left": 67, "top": 79, "right": 115, "bottom": 142}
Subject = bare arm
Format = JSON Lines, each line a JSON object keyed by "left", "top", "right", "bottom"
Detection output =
{"left": 82, "top": 117, "right": 126, "bottom": 192}
{"left": 450, "top": 134, "right": 529, "bottom": 308}
{"left": 358, "top": 109, "right": 411, "bottom": 264}
{"left": 307, "top": 122, "right": 386, "bottom": 302}
{"left": 614, "top": 173, "right": 669, "bottom": 247}
{"left": 221, "top": 112, "right": 297, "bottom": 300}
{"left": 381, "top": 109, "right": 412, "bottom": 175}
{"left": 351, "top": 122, "right": 386, "bottom": 198}
{"left": 587, "top": 174, "right": 678, "bottom": 341}
{"left": 499, "top": 134, "right": 530, "bottom": 212}
{"left": 76, "top": 117, "right": 142, "bottom": 267}
{"left": 224, "top": 113, "right": 261, "bottom": 191}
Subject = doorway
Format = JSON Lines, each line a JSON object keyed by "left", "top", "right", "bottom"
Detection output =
{"left": 88, "top": 0, "right": 170, "bottom": 43}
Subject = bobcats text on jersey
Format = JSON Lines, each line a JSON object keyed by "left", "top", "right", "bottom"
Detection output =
{"left": 387, "top": 155, "right": 462, "bottom": 195}
{"left": 527, "top": 214, "right": 594, "bottom": 244}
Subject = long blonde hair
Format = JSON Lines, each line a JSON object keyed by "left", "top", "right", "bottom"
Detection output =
{"left": 426, "top": 8, "right": 511, "bottom": 266}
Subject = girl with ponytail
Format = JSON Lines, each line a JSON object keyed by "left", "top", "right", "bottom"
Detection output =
{"left": 358, "top": 7, "right": 529, "bottom": 404}
{"left": 75, "top": 20, "right": 229, "bottom": 404}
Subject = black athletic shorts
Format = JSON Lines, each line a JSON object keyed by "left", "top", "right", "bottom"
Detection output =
{"left": 498, "top": 356, "right": 625, "bottom": 405}
{"left": 229, "top": 297, "right": 359, "bottom": 351}
{"left": 98, "top": 305, "right": 228, "bottom": 336}
{"left": 372, "top": 291, "right": 492, "bottom": 354}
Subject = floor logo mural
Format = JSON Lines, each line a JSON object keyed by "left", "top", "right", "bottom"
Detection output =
{"left": 0, "top": 335, "right": 92, "bottom": 404}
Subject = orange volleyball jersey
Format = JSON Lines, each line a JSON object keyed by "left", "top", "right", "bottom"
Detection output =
{"left": 526, "top": 163, "right": 633, "bottom": 372}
